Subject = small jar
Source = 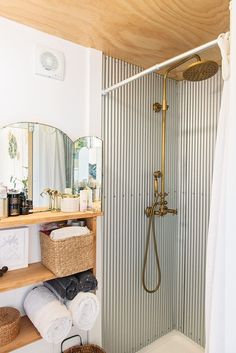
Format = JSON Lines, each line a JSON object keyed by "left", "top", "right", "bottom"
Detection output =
{"left": 61, "top": 196, "right": 79, "bottom": 212}
{"left": 78, "top": 220, "right": 86, "bottom": 227}
{"left": 8, "top": 192, "right": 21, "bottom": 216}
{"left": 26, "top": 199, "right": 33, "bottom": 213}
{"left": 20, "top": 196, "right": 29, "bottom": 215}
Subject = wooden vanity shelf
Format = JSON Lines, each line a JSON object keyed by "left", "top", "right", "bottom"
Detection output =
{"left": 0, "top": 316, "right": 41, "bottom": 353}
{"left": 0, "top": 210, "right": 103, "bottom": 229}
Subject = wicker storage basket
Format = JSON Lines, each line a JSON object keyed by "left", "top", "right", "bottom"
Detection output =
{"left": 63, "top": 344, "right": 106, "bottom": 353}
{"left": 40, "top": 231, "right": 95, "bottom": 277}
{"left": 61, "top": 335, "right": 106, "bottom": 353}
{"left": 0, "top": 307, "right": 20, "bottom": 346}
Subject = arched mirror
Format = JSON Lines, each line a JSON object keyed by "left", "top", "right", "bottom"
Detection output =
{"left": 0, "top": 122, "right": 73, "bottom": 207}
{"left": 0, "top": 123, "right": 102, "bottom": 211}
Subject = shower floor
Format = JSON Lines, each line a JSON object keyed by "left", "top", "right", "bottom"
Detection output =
{"left": 137, "top": 330, "right": 204, "bottom": 353}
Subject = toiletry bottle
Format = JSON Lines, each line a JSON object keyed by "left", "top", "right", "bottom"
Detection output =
{"left": 78, "top": 219, "right": 86, "bottom": 227}
{"left": 0, "top": 184, "right": 8, "bottom": 219}
{"left": 80, "top": 190, "right": 88, "bottom": 212}
{"left": 93, "top": 182, "right": 101, "bottom": 202}
{"left": 20, "top": 194, "right": 29, "bottom": 215}
{"left": 85, "top": 186, "right": 93, "bottom": 210}
{"left": 26, "top": 199, "right": 33, "bottom": 213}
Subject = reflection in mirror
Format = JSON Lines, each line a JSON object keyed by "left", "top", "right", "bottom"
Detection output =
{"left": 74, "top": 136, "right": 102, "bottom": 211}
{"left": 0, "top": 122, "right": 73, "bottom": 207}
{"left": 0, "top": 124, "right": 29, "bottom": 194}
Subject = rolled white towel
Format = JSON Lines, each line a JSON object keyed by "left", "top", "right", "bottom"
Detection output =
{"left": 50, "top": 226, "right": 91, "bottom": 241}
{"left": 24, "top": 286, "right": 72, "bottom": 344}
{"left": 66, "top": 292, "right": 99, "bottom": 331}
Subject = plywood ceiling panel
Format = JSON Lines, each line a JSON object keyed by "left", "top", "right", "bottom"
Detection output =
{"left": 0, "top": 0, "right": 229, "bottom": 79}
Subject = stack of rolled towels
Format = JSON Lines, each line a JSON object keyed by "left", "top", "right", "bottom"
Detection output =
{"left": 44, "top": 270, "right": 98, "bottom": 302}
{"left": 24, "top": 270, "right": 99, "bottom": 344}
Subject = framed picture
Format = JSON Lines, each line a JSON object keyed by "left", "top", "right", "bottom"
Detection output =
{"left": 0, "top": 227, "right": 29, "bottom": 270}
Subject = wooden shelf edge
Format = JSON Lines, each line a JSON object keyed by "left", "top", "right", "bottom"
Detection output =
{"left": 0, "top": 262, "right": 56, "bottom": 293}
{"left": 0, "top": 210, "right": 103, "bottom": 229}
{"left": 0, "top": 316, "right": 41, "bottom": 353}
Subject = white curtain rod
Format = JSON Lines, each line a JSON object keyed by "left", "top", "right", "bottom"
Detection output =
{"left": 102, "top": 36, "right": 221, "bottom": 95}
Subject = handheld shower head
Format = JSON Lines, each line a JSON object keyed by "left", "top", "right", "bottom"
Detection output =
{"left": 183, "top": 60, "right": 219, "bottom": 81}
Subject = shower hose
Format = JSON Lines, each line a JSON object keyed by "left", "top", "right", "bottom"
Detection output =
{"left": 142, "top": 205, "right": 161, "bottom": 293}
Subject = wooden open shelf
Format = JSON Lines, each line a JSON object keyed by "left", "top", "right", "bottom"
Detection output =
{"left": 0, "top": 316, "right": 41, "bottom": 353}
{"left": 0, "top": 262, "right": 56, "bottom": 293}
{"left": 0, "top": 210, "right": 103, "bottom": 229}
{"left": 0, "top": 210, "right": 101, "bottom": 351}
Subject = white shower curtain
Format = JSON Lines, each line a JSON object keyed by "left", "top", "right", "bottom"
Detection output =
{"left": 206, "top": 2, "right": 236, "bottom": 353}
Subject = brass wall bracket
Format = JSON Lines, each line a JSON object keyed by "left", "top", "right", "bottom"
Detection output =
{"left": 153, "top": 102, "right": 169, "bottom": 113}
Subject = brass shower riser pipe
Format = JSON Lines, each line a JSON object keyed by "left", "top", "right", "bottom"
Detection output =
{"left": 156, "top": 55, "right": 201, "bottom": 216}
{"left": 161, "top": 75, "right": 168, "bottom": 199}
{"left": 161, "top": 55, "right": 200, "bottom": 190}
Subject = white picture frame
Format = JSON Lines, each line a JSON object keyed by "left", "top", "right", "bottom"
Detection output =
{"left": 0, "top": 227, "right": 29, "bottom": 270}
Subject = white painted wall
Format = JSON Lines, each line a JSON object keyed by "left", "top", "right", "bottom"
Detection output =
{"left": 0, "top": 16, "right": 102, "bottom": 140}
{"left": 0, "top": 17, "right": 102, "bottom": 352}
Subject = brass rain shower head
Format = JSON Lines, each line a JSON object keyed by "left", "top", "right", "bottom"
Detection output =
{"left": 183, "top": 60, "right": 219, "bottom": 81}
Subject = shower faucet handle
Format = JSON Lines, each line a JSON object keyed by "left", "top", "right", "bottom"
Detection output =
{"left": 167, "top": 208, "right": 178, "bottom": 215}
{"left": 154, "top": 207, "right": 177, "bottom": 217}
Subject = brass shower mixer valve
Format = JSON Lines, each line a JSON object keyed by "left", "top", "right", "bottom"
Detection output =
{"left": 145, "top": 200, "right": 177, "bottom": 217}
{"left": 154, "top": 204, "right": 178, "bottom": 217}
{"left": 145, "top": 170, "right": 177, "bottom": 217}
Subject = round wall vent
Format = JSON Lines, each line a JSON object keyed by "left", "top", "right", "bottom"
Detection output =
{"left": 35, "top": 45, "right": 65, "bottom": 80}
{"left": 40, "top": 51, "right": 59, "bottom": 71}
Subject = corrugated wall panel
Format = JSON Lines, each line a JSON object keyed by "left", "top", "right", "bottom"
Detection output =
{"left": 102, "top": 55, "right": 222, "bottom": 352}
{"left": 177, "top": 70, "right": 223, "bottom": 346}
{"left": 102, "top": 56, "right": 179, "bottom": 353}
